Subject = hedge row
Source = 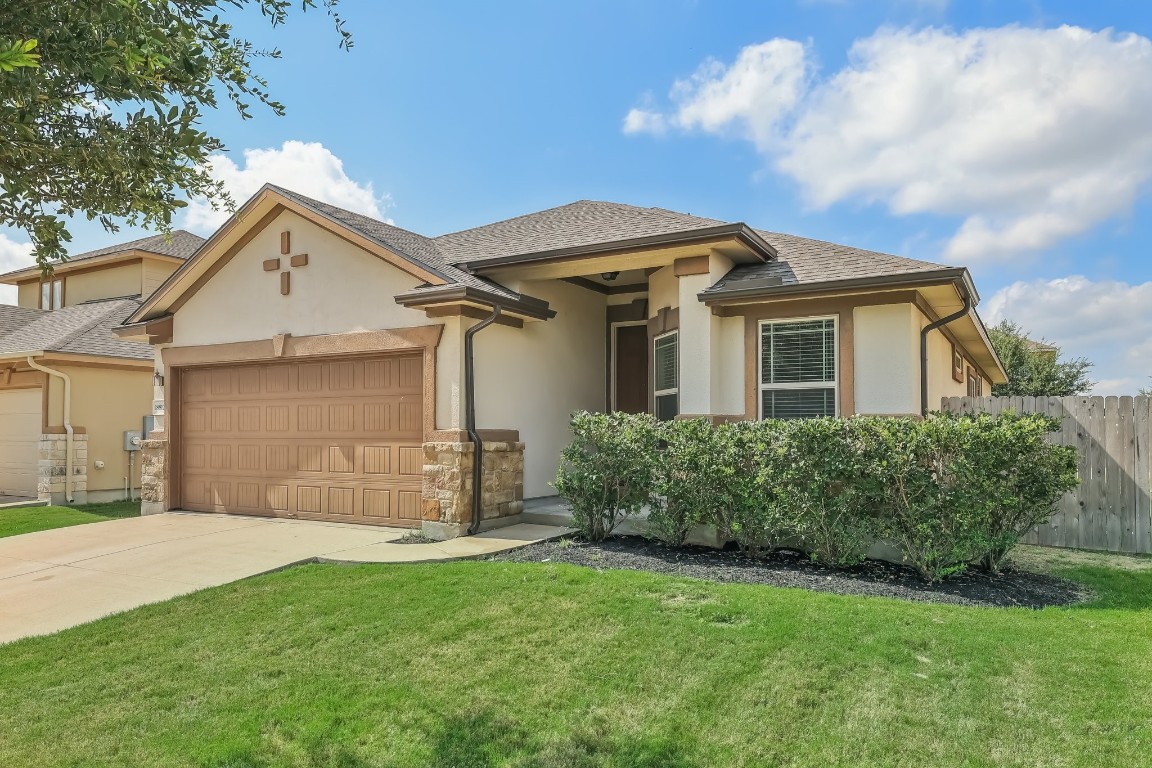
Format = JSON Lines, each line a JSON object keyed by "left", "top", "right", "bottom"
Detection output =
{"left": 553, "top": 411, "right": 1079, "bottom": 582}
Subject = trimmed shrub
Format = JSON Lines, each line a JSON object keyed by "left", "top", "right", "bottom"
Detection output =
{"left": 554, "top": 410, "right": 661, "bottom": 541}
{"left": 553, "top": 409, "right": 1079, "bottom": 580}
{"left": 723, "top": 420, "right": 792, "bottom": 554}
{"left": 867, "top": 417, "right": 987, "bottom": 582}
{"left": 939, "top": 412, "right": 1078, "bottom": 573}
{"left": 778, "top": 418, "right": 884, "bottom": 567}
{"left": 648, "top": 418, "right": 721, "bottom": 545}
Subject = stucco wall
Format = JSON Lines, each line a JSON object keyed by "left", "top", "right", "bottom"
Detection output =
{"left": 472, "top": 279, "right": 606, "bottom": 498}
{"left": 142, "top": 259, "right": 179, "bottom": 299}
{"left": 48, "top": 366, "right": 153, "bottom": 494}
{"left": 167, "top": 210, "right": 458, "bottom": 426}
{"left": 853, "top": 303, "right": 919, "bottom": 415}
{"left": 65, "top": 262, "right": 141, "bottom": 306}
{"left": 923, "top": 321, "right": 969, "bottom": 407}
{"left": 16, "top": 281, "right": 38, "bottom": 309}
{"left": 648, "top": 266, "right": 677, "bottom": 315}
{"left": 715, "top": 315, "right": 745, "bottom": 416}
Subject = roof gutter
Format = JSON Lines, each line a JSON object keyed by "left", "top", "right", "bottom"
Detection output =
{"left": 25, "top": 356, "right": 75, "bottom": 503}
{"left": 464, "top": 305, "right": 504, "bottom": 536}
{"left": 460, "top": 223, "right": 777, "bottom": 273}
{"left": 920, "top": 291, "right": 973, "bottom": 416}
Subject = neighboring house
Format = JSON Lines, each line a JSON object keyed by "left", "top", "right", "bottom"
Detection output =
{"left": 117, "top": 185, "right": 1006, "bottom": 537}
{"left": 0, "top": 231, "right": 204, "bottom": 503}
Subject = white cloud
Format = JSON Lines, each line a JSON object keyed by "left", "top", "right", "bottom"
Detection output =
{"left": 628, "top": 26, "right": 1152, "bottom": 264}
{"left": 985, "top": 276, "right": 1152, "bottom": 394}
{"left": 184, "top": 140, "right": 388, "bottom": 233}
{"left": 0, "top": 232, "right": 34, "bottom": 305}
{"left": 626, "top": 39, "right": 810, "bottom": 150}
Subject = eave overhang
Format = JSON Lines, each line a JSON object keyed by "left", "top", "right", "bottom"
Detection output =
{"left": 394, "top": 285, "right": 556, "bottom": 322}
{"left": 461, "top": 223, "right": 776, "bottom": 275}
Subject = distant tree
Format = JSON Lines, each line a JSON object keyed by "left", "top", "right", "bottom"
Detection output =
{"left": 1138, "top": 379, "right": 1152, "bottom": 398}
{"left": 0, "top": 1, "right": 351, "bottom": 270}
{"left": 988, "top": 320, "right": 1093, "bottom": 397}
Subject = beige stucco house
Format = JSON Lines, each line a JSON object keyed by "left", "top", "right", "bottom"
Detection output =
{"left": 0, "top": 231, "right": 203, "bottom": 503}
{"left": 117, "top": 185, "right": 1006, "bottom": 537}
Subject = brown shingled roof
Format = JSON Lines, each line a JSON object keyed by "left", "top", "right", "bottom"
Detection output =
{"left": 0, "top": 298, "right": 151, "bottom": 360}
{"left": 433, "top": 200, "right": 729, "bottom": 264}
{"left": 701, "top": 229, "right": 952, "bottom": 295}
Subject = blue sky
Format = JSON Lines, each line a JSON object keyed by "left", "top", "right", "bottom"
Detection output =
{"left": 3, "top": 0, "right": 1152, "bottom": 390}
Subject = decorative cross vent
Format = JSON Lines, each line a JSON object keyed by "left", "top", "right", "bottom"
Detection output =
{"left": 263, "top": 230, "right": 308, "bottom": 295}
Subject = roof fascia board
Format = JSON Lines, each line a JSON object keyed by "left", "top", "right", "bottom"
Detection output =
{"left": 698, "top": 268, "right": 971, "bottom": 305}
{"left": 128, "top": 186, "right": 450, "bottom": 325}
{"left": 394, "top": 285, "right": 556, "bottom": 320}
{"left": 462, "top": 223, "right": 775, "bottom": 273}
{"left": 0, "top": 249, "right": 185, "bottom": 284}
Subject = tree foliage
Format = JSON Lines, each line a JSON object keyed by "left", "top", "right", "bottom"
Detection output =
{"left": 988, "top": 320, "right": 1093, "bottom": 397}
{"left": 0, "top": 1, "right": 350, "bottom": 270}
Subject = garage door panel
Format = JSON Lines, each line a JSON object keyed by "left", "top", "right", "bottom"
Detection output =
{"left": 0, "top": 388, "right": 42, "bottom": 497}
{"left": 180, "top": 354, "right": 424, "bottom": 526}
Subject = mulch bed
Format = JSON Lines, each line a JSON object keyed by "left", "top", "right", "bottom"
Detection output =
{"left": 487, "top": 536, "right": 1089, "bottom": 609}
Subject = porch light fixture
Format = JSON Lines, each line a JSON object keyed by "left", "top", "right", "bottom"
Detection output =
{"left": 600, "top": 271, "right": 620, "bottom": 281}
{"left": 153, "top": 372, "right": 164, "bottom": 387}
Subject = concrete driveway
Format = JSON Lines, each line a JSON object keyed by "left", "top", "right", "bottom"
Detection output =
{"left": 0, "top": 513, "right": 566, "bottom": 644}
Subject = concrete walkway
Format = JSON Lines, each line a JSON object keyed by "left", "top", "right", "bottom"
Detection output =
{"left": 0, "top": 512, "right": 569, "bottom": 644}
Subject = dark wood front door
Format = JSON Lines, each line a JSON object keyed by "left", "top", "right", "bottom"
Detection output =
{"left": 614, "top": 324, "right": 649, "bottom": 414}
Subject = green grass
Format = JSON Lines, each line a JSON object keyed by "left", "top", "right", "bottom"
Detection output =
{"left": 2, "top": 553, "right": 1152, "bottom": 767}
{"left": 0, "top": 500, "right": 140, "bottom": 539}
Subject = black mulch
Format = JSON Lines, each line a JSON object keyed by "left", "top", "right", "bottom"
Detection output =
{"left": 486, "top": 536, "right": 1089, "bottom": 609}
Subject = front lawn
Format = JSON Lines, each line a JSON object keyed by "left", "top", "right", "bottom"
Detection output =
{"left": 0, "top": 500, "right": 140, "bottom": 539}
{"left": 1, "top": 555, "right": 1151, "bottom": 766}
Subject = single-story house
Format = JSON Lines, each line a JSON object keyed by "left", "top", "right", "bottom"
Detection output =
{"left": 0, "top": 231, "right": 204, "bottom": 503}
{"left": 117, "top": 185, "right": 1006, "bottom": 537}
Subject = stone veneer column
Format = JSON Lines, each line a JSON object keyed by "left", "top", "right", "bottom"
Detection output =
{"left": 421, "top": 439, "right": 525, "bottom": 540}
{"left": 37, "top": 433, "right": 88, "bottom": 505}
{"left": 139, "top": 438, "right": 168, "bottom": 515}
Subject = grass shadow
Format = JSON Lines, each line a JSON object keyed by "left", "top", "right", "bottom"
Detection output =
{"left": 430, "top": 710, "right": 698, "bottom": 768}
{"left": 1058, "top": 566, "right": 1152, "bottom": 611}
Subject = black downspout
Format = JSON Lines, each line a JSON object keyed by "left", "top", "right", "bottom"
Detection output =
{"left": 920, "top": 292, "right": 973, "bottom": 416}
{"left": 465, "top": 305, "right": 503, "bottom": 535}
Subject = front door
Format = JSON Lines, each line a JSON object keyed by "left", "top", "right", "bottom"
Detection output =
{"left": 614, "top": 324, "right": 649, "bottom": 414}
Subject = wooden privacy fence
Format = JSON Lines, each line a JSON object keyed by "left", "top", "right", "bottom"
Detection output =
{"left": 941, "top": 396, "right": 1152, "bottom": 555}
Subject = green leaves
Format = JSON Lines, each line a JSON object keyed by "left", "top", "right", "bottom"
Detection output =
{"left": 554, "top": 411, "right": 1079, "bottom": 582}
{"left": 0, "top": 2, "right": 350, "bottom": 269}
{"left": 989, "top": 320, "right": 1093, "bottom": 396}
{"left": 0, "top": 39, "right": 40, "bottom": 72}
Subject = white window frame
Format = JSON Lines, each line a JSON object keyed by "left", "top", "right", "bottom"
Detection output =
{"left": 610, "top": 320, "right": 649, "bottom": 412}
{"left": 758, "top": 315, "right": 839, "bottom": 419}
{"left": 653, "top": 330, "right": 679, "bottom": 419}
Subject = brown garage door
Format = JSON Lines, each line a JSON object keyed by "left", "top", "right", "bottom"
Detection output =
{"left": 178, "top": 354, "right": 424, "bottom": 526}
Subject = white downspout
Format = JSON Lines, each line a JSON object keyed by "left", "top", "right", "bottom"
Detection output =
{"left": 26, "top": 356, "right": 74, "bottom": 503}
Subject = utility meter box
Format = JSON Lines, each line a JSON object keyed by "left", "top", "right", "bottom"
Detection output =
{"left": 124, "top": 430, "right": 143, "bottom": 452}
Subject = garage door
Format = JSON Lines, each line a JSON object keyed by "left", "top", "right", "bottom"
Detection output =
{"left": 0, "top": 388, "right": 42, "bottom": 498}
{"left": 179, "top": 354, "right": 425, "bottom": 526}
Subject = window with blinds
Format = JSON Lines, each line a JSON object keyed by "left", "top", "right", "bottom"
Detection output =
{"left": 759, "top": 318, "right": 837, "bottom": 419}
{"left": 653, "top": 331, "right": 678, "bottom": 421}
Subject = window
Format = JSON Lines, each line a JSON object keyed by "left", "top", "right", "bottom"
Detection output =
{"left": 966, "top": 366, "right": 983, "bottom": 396}
{"left": 653, "top": 331, "right": 678, "bottom": 421}
{"left": 759, "top": 317, "right": 837, "bottom": 419}
{"left": 951, "top": 342, "right": 965, "bottom": 383}
{"left": 40, "top": 278, "right": 63, "bottom": 310}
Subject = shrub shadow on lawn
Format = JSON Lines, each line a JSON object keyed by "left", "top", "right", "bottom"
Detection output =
{"left": 431, "top": 710, "right": 697, "bottom": 768}
{"left": 489, "top": 536, "right": 1088, "bottom": 609}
